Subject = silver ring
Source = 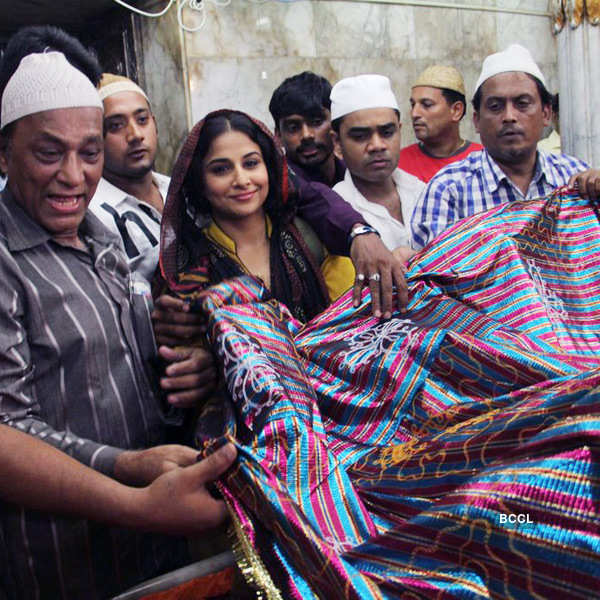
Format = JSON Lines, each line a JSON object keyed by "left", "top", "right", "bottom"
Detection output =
{"left": 369, "top": 273, "right": 381, "bottom": 282}
{"left": 356, "top": 273, "right": 365, "bottom": 282}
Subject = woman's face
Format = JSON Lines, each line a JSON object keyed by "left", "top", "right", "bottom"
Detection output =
{"left": 202, "top": 129, "right": 269, "bottom": 222}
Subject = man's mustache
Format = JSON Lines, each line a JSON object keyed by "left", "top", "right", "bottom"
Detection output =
{"left": 297, "top": 142, "right": 327, "bottom": 152}
{"left": 498, "top": 126, "right": 525, "bottom": 137}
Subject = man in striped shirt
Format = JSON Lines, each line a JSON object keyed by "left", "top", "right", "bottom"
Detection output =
{"left": 0, "top": 42, "right": 233, "bottom": 600}
{"left": 411, "top": 44, "right": 600, "bottom": 249}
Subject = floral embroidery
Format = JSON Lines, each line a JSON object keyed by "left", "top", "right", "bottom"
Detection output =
{"left": 218, "top": 327, "right": 281, "bottom": 420}
{"left": 525, "top": 257, "right": 568, "bottom": 323}
{"left": 344, "top": 318, "right": 418, "bottom": 367}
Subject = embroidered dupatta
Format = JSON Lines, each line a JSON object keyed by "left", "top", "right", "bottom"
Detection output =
{"left": 192, "top": 188, "right": 600, "bottom": 598}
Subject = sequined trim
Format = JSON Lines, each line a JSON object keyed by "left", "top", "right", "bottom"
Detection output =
{"left": 228, "top": 513, "right": 283, "bottom": 600}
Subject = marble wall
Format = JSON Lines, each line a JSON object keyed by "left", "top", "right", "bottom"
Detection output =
{"left": 140, "top": 0, "right": 557, "bottom": 171}
{"left": 557, "top": 20, "right": 600, "bottom": 165}
{"left": 138, "top": 3, "right": 189, "bottom": 174}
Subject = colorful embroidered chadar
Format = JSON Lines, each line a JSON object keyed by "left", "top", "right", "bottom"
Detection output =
{"left": 171, "top": 190, "right": 600, "bottom": 599}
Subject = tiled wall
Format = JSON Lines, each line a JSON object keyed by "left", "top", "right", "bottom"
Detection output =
{"left": 141, "top": 0, "right": 557, "bottom": 172}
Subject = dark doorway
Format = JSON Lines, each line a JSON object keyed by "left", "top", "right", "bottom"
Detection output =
{"left": 0, "top": 0, "right": 145, "bottom": 83}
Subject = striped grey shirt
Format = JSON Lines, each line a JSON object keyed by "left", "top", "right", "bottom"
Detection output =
{"left": 0, "top": 190, "right": 189, "bottom": 599}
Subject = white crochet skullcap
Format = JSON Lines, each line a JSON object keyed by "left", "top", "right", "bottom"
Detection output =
{"left": 331, "top": 74, "right": 399, "bottom": 121}
{"left": 1, "top": 51, "right": 103, "bottom": 129}
{"left": 474, "top": 44, "right": 547, "bottom": 96}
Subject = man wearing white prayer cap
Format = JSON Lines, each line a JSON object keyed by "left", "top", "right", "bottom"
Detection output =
{"left": 0, "top": 51, "right": 104, "bottom": 247}
{"left": 88, "top": 73, "right": 168, "bottom": 283}
{"left": 0, "top": 43, "right": 235, "bottom": 600}
{"left": 269, "top": 71, "right": 411, "bottom": 320}
{"left": 330, "top": 74, "right": 424, "bottom": 298}
{"left": 411, "top": 44, "right": 600, "bottom": 249}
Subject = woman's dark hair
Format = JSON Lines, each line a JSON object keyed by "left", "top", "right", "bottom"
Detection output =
{"left": 184, "top": 111, "right": 295, "bottom": 226}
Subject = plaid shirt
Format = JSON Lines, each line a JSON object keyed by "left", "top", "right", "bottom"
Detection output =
{"left": 411, "top": 149, "right": 589, "bottom": 249}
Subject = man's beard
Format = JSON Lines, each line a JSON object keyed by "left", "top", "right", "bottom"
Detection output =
{"left": 493, "top": 145, "right": 533, "bottom": 166}
{"left": 110, "top": 159, "right": 155, "bottom": 181}
{"left": 125, "top": 163, "right": 154, "bottom": 179}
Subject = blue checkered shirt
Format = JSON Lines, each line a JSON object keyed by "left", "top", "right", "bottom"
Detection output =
{"left": 411, "top": 149, "right": 589, "bottom": 249}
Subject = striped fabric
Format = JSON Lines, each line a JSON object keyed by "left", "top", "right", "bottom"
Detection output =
{"left": 411, "top": 149, "right": 588, "bottom": 249}
{"left": 191, "top": 189, "right": 600, "bottom": 599}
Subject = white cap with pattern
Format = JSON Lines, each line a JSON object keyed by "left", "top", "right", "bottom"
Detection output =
{"left": 474, "top": 44, "right": 547, "bottom": 97}
{"left": 1, "top": 51, "right": 102, "bottom": 129}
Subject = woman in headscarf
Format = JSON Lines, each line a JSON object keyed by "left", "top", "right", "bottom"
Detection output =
{"left": 159, "top": 109, "right": 354, "bottom": 322}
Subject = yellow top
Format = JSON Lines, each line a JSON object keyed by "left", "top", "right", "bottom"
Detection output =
{"left": 203, "top": 217, "right": 355, "bottom": 302}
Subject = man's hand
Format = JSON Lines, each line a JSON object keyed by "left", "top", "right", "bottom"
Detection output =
{"left": 114, "top": 444, "right": 199, "bottom": 487}
{"left": 350, "top": 233, "right": 408, "bottom": 319}
{"left": 133, "top": 443, "right": 238, "bottom": 535}
{"left": 152, "top": 295, "right": 205, "bottom": 347}
{"left": 159, "top": 345, "right": 217, "bottom": 408}
{"left": 569, "top": 169, "right": 600, "bottom": 200}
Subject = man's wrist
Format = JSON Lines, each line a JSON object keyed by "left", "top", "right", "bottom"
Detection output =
{"left": 348, "top": 223, "right": 380, "bottom": 248}
{"left": 121, "top": 486, "right": 156, "bottom": 531}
